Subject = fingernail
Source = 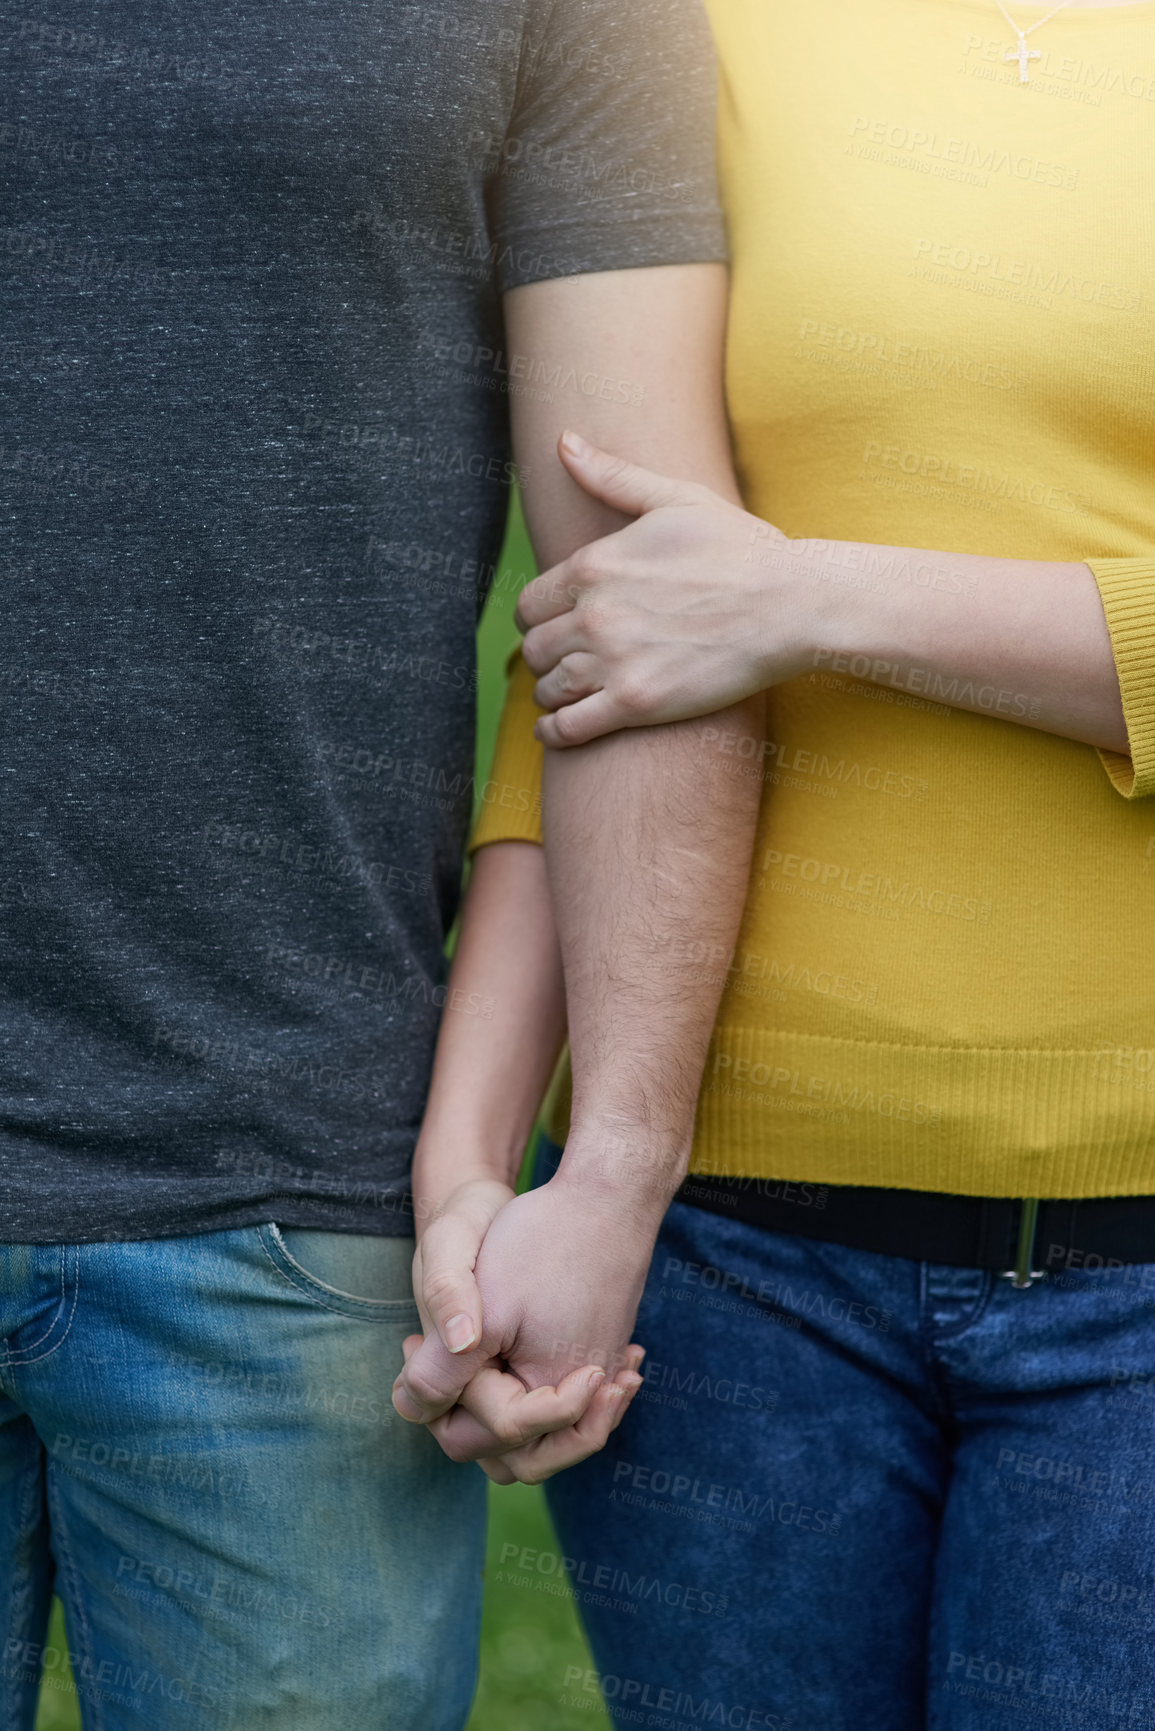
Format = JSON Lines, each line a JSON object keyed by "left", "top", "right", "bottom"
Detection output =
{"left": 560, "top": 429, "right": 589, "bottom": 457}
{"left": 622, "top": 1373, "right": 644, "bottom": 1395}
{"left": 444, "top": 1314, "right": 477, "bottom": 1354}
{"left": 588, "top": 1368, "right": 606, "bottom": 1391}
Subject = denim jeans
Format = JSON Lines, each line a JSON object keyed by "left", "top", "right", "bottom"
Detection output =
{"left": 536, "top": 1141, "right": 1155, "bottom": 1731}
{"left": 0, "top": 1225, "right": 486, "bottom": 1730}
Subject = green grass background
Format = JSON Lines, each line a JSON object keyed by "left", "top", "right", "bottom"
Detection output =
{"left": 32, "top": 498, "right": 612, "bottom": 1731}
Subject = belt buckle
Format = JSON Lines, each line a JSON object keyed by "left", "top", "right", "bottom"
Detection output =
{"left": 1000, "top": 1197, "right": 1047, "bottom": 1289}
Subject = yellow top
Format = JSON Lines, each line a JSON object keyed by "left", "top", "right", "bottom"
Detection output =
{"left": 473, "top": 0, "right": 1155, "bottom": 1199}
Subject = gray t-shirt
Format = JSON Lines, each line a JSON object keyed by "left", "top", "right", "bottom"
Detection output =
{"left": 1, "top": 0, "right": 726, "bottom": 1241}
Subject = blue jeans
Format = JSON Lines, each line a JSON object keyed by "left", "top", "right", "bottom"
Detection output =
{"left": 536, "top": 1141, "right": 1155, "bottom": 1731}
{"left": 0, "top": 1226, "right": 486, "bottom": 1729}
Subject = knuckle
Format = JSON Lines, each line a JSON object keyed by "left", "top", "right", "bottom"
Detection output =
{"left": 404, "top": 1366, "right": 447, "bottom": 1409}
{"left": 581, "top": 602, "right": 614, "bottom": 650}
{"left": 521, "top": 630, "right": 547, "bottom": 674}
{"left": 422, "top": 1270, "right": 466, "bottom": 1316}
{"left": 492, "top": 1413, "right": 527, "bottom": 1450}
{"left": 557, "top": 656, "right": 580, "bottom": 696}
{"left": 615, "top": 675, "right": 650, "bottom": 716}
{"left": 552, "top": 704, "right": 585, "bottom": 744}
{"left": 570, "top": 543, "right": 605, "bottom": 583}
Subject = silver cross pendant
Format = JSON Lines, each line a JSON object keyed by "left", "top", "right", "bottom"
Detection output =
{"left": 1006, "top": 34, "right": 1041, "bottom": 83}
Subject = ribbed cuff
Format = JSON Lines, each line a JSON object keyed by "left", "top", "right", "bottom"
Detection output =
{"left": 1086, "top": 557, "right": 1155, "bottom": 800}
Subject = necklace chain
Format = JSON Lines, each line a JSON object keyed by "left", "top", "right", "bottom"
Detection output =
{"left": 994, "top": 0, "right": 1076, "bottom": 40}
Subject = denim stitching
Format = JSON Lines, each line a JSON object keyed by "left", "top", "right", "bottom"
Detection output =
{"left": 915, "top": 1265, "right": 956, "bottom": 1424}
{"left": 9, "top": 1249, "right": 80, "bottom": 1367}
{"left": 265, "top": 1224, "right": 416, "bottom": 1309}
{"left": 925, "top": 1271, "right": 995, "bottom": 1344}
{"left": 255, "top": 1227, "right": 417, "bottom": 1321}
{"left": 5, "top": 1246, "right": 66, "bottom": 1358}
{"left": 45, "top": 1466, "right": 105, "bottom": 1731}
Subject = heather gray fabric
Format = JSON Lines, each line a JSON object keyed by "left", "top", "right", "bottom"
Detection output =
{"left": 0, "top": 0, "right": 725, "bottom": 1240}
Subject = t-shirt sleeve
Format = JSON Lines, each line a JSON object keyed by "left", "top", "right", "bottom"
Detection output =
{"left": 1085, "top": 556, "right": 1155, "bottom": 799}
{"left": 470, "top": 649, "right": 546, "bottom": 852}
{"left": 489, "top": 0, "right": 727, "bottom": 294}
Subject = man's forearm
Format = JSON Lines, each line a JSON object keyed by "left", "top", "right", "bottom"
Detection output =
{"left": 499, "top": 265, "right": 765, "bottom": 1217}
{"left": 544, "top": 695, "right": 763, "bottom": 1213}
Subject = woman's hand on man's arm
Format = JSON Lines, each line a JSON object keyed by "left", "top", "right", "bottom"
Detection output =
{"left": 518, "top": 432, "right": 1129, "bottom": 756}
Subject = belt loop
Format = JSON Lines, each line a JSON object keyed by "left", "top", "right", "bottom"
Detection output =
{"left": 1004, "top": 1197, "right": 1045, "bottom": 1289}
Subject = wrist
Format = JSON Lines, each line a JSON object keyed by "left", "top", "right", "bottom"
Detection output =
{"left": 554, "top": 1122, "right": 691, "bottom": 1221}
{"left": 764, "top": 533, "right": 876, "bottom": 680}
{"left": 413, "top": 1174, "right": 515, "bottom": 1241}
{"left": 411, "top": 1139, "right": 519, "bottom": 1237}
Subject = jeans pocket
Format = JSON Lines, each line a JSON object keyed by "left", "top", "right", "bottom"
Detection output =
{"left": 255, "top": 1223, "right": 421, "bottom": 1325}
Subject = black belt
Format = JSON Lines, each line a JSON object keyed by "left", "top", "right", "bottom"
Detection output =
{"left": 675, "top": 1175, "right": 1155, "bottom": 1285}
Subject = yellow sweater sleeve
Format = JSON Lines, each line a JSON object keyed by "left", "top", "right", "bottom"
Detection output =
{"left": 470, "top": 648, "right": 546, "bottom": 851}
{"left": 1085, "top": 557, "right": 1155, "bottom": 800}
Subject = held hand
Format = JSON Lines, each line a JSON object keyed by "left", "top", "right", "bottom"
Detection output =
{"left": 410, "top": 1175, "right": 515, "bottom": 1357}
{"left": 514, "top": 431, "right": 821, "bottom": 746}
{"left": 408, "top": 1175, "right": 641, "bottom": 1476}
{"left": 399, "top": 1334, "right": 645, "bottom": 1486}
{"left": 393, "top": 1174, "right": 656, "bottom": 1483}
